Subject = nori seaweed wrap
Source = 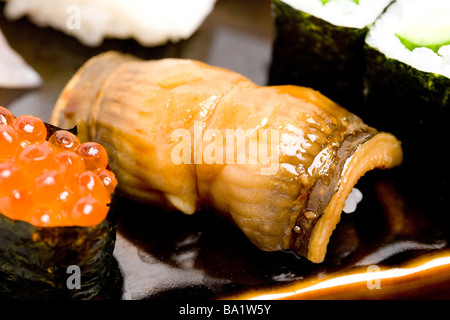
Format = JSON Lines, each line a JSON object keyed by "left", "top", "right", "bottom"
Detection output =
{"left": 0, "top": 209, "right": 117, "bottom": 300}
{"left": 269, "top": 0, "right": 393, "bottom": 111}
{"left": 0, "top": 108, "right": 119, "bottom": 299}
{"left": 363, "top": 0, "right": 450, "bottom": 198}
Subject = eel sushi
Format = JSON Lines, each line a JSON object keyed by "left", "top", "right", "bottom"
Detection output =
{"left": 363, "top": 0, "right": 450, "bottom": 202}
{"left": 50, "top": 51, "right": 403, "bottom": 263}
{"left": 270, "top": 0, "right": 393, "bottom": 110}
{"left": 0, "top": 107, "right": 118, "bottom": 299}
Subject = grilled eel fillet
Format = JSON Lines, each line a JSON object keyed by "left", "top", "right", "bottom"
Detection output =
{"left": 51, "top": 52, "right": 402, "bottom": 263}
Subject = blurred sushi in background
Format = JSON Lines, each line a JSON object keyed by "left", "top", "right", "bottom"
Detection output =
{"left": 269, "top": 0, "right": 393, "bottom": 110}
{"left": 0, "top": 27, "right": 41, "bottom": 89}
{"left": 3, "top": 0, "right": 216, "bottom": 47}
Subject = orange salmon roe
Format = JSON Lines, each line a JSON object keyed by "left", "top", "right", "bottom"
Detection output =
{"left": 48, "top": 130, "right": 80, "bottom": 152}
{"left": 0, "top": 106, "right": 117, "bottom": 227}
{"left": 13, "top": 114, "right": 47, "bottom": 144}
{"left": 0, "top": 125, "right": 20, "bottom": 161}
{"left": 94, "top": 168, "right": 118, "bottom": 199}
{"left": 75, "top": 142, "right": 108, "bottom": 171}
{"left": 0, "top": 107, "right": 15, "bottom": 125}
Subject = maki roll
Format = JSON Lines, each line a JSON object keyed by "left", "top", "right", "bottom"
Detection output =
{"left": 0, "top": 106, "right": 118, "bottom": 299}
{"left": 270, "top": 0, "right": 393, "bottom": 110}
{"left": 363, "top": 0, "right": 450, "bottom": 202}
{"left": 364, "top": 0, "right": 450, "bottom": 125}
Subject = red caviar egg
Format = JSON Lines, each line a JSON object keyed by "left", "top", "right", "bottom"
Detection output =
{"left": 56, "top": 151, "right": 86, "bottom": 180}
{"left": 13, "top": 114, "right": 47, "bottom": 144}
{"left": 49, "top": 130, "right": 80, "bottom": 152}
{"left": 57, "top": 188, "right": 76, "bottom": 212}
{"left": 0, "top": 110, "right": 116, "bottom": 227}
{"left": 57, "top": 188, "right": 75, "bottom": 204}
{"left": 34, "top": 170, "right": 64, "bottom": 203}
{"left": 71, "top": 197, "right": 108, "bottom": 226}
{"left": 17, "top": 141, "right": 57, "bottom": 178}
{"left": 75, "top": 171, "right": 109, "bottom": 204}
{"left": 0, "top": 162, "right": 28, "bottom": 196}
{"left": 75, "top": 142, "right": 108, "bottom": 171}
{"left": 0, "top": 126, "right": 20, "bottom": 161}
{"left": 94, "top": 168, "right": 118, "bottom": 198}
{"left": 27, "top": 205, "right": 64, "bottom": 227}
{"left": 0, "top": 189, "right": 34, "bottom": 221}
{"left": 0, "top": 106, "right": 15, "bottom": 125}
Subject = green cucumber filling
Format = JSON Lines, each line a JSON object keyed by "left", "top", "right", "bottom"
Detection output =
{"left": 396, "top": 9, "right": 450, "bottom": 53}
{"left": 320, "top": 0, "right": 359, "bottom": 5}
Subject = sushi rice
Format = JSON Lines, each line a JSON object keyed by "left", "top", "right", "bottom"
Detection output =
{"left": 281, "top": 0, "right": 393, "bottom": 29}
{"left": 4, "top": 0, "right": 216, "bottom": 47}
{"left": 366, "top": 0, "right": 450, "bottom": 78}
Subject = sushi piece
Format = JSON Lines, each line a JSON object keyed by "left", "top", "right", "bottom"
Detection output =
{"left": 51, "top": 52, "right": 403, "bottom": 263}
{"left": 0, "top": 27, "right": 42, "bottom": 88}
{"left": 363, "top": 0, "right": 450, "bottom": 202}
{"left": 0, "top": 107, "right": 118, "bottom": 299}
{"left": 269, "top": 0, "right": 393, "bottom": 110}
{"left": 364, "top": 0, "right": 450, "bottom": 109}
{"left": 4, "top": 0, "right": 216, "bottom": 47}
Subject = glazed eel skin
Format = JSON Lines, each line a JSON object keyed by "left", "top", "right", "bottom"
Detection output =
{"left": 51, "top": 51, "right": 402, "bottom": 263}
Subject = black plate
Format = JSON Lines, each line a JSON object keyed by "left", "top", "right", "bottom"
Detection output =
{"left": 1, "top": 0, "right": 449, "bottom": 300}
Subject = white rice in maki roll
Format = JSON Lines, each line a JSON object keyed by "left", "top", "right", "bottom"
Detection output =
{"left": 364, "top": 0, "right": 450, "bottom": 130}
{"left": 283, "top": 0, "right": 393, "bottom": 29}
{"left": 366, "top": 0, "right": 450, "bottom": 79}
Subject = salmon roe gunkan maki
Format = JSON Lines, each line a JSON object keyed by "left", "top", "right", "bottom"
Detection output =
{"left": 0, "top": 106, "right": 117, "bottom": 227}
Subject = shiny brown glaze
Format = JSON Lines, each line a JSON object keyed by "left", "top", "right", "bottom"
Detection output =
{"left": 51, "top": 51, "right": 402, "bottom": 263}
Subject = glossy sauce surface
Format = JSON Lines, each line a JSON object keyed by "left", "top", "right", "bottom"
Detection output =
{"left": 1, "top": 0, "right": 448, "bottom": 299}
